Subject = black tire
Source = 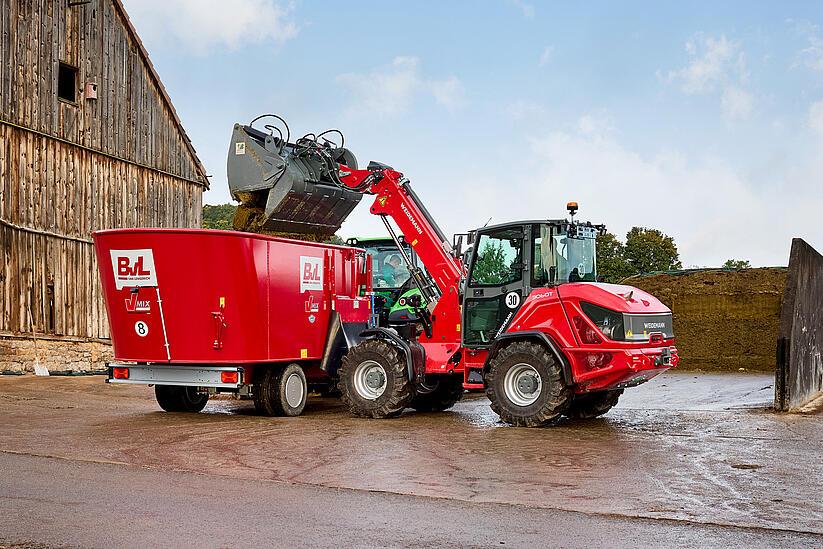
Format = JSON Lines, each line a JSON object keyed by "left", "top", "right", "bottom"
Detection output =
{"left": 254, "top": 363, "right": 307, "bottom": 417}
{"left": 155, "top": 385, "right": 209, "bottom": 413}
{"left": 565, "top": 389, "right": 623, "bottom": 419}
{"left": 485, "top": 341, "right": 572, "bottom": 427}
{"left": 338, "top": 339, "right": 414, "bottom": 418}
{"left": 409, "top": 376, "right": 464, "bottom": 412}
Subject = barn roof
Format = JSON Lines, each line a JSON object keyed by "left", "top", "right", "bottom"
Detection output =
{"left": 112, "top": 0, "right": 209, "bottom": 188}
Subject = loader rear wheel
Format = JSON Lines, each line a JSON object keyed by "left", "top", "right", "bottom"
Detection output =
{"left": 409, "top": 376, "right": 464, "bottom": 412}
{"left": 254, "top": 363, "right": 307, "bottom": 417}
{"left": 565, "top": 389, "right": 623, "bottom": 419}
{"left": 155, "top": 385, "right": 209, "bottom": 413}
{"left": 485, "top": 341, "right": 571, "bottom": 427}
{"left": 338, "top": 339, "right": 414, "bottom": 418}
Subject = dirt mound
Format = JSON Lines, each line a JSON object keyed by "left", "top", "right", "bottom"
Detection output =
{"left": 627, "top": 268, "right": 787, "bottom": 372}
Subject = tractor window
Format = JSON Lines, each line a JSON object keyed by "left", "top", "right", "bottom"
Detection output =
{"left": 469, "top": 229, "right": 523, "bottom": 287}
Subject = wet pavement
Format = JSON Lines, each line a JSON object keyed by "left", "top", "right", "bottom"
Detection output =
{"left": 0, "top": 371, "right": 821, "bottom": 547}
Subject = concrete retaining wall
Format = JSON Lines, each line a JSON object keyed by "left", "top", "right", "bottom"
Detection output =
{"left": 775, "top": 239, "right": 823, "bottom": 411}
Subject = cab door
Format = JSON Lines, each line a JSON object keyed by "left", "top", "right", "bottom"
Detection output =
{"left": 462, "top": 226, "right": 528, "bottom": 347}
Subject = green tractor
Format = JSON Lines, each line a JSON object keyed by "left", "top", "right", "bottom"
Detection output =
{"left": 345, "top": 236, "right": 425, "bottom": 326}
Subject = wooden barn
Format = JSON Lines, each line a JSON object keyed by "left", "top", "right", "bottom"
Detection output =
{"left": 0, "top": 0, "right": 208, "bottom": 373}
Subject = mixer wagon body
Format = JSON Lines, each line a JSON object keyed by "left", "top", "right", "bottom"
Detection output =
{"left": 93, "top": 228, "right": 370, "bottom": 414}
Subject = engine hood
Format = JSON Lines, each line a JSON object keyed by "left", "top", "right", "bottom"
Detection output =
{"left": 556, "top": 282, "right": 671, "bottom": 314}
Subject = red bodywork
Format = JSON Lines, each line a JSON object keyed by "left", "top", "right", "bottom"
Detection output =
{"left": 93, "top": 228, "right": 370, "bottom": 381}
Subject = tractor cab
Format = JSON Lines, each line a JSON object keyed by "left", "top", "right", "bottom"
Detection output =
{"left": 346, "top": 236, "right": 427, "bottom": 325}
{"left": 462, "top": 205, "right": 605, "bottom": 347}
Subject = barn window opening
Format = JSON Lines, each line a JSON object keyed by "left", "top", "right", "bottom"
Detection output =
{"left": 57, "top": 62, "right": 78, "bottom": 103}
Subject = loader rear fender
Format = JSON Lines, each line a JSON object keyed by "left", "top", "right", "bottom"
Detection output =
{"left": 483, "top": 331, "right": 574, "bottom": 386}
{"left": 352, "top": 328, "right": 425, "bottom": 382}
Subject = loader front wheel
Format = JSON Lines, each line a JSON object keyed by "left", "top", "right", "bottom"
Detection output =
{"left": 485, "top": 341, "right": 571, "bottom": 427}
{"left": 565, "top": 389, "right": 623, "bottom": 419}
{"left": 155, "top": 385, "right": 209, "bottom": 413}
{"left": 409, "top": 376, "right": 464, "bottom": 412}
{"left": 338, "top": 339, "right": 414, "bottom": 418}
{"left": 254, "top": 363, "right": 308, "bottom": 417}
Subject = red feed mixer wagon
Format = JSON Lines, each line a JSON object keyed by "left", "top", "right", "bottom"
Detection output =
{"left": 94, "top": 229, "right": 371, "bottom": 415}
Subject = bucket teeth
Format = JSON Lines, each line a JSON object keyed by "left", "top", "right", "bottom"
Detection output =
{"left": 227, "top": 123, "right": 362, "bottom": 236}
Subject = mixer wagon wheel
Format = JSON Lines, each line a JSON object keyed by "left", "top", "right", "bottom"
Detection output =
{"left": 485, "top": 341, "right": 572, "bottom": 427}
{"left": 564, "top": 389, "right": 623, "bottom": 419}
{"left": 409, "top": 376, "right": 464, "bottom": 412}
{"left": 254, "top": 363, "right": 308, "bottom": 417}
{"left": 155, "top": 385, "right": 209, "bottom": 413}
{"left": 337, "top": 339, "right": 415, "bottom": 419}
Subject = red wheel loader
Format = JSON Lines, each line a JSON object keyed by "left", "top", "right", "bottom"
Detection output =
{"left": 223, "top": 116, "right": 679, "bottom": 426}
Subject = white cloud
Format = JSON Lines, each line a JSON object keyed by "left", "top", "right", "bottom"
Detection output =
{"left": 667, "top": 34, "right": 744, "bottom": 94}
{"left": 721, "top": 87, "right": 754, "bottom": 121}
{"left": 507, "top": 0, "right": 535, "bottom": 19}
{"left": 539, "top": 46, "right": 554, "bottom": 67}
{"left": 809, "top": 100, "right": 823, "bottom": 137}
{"left": 452, "top": 113, "right": 821, "bottom": 267}
{"left": 665, "top": 34, "right": 754, "bottom": 122}
{"left": 122, "top": 0, "right": 298, "bottom": 53}
{"left": 336, "top": 57, "right": 465, "bottom": 117}
{"left": 505, "top": 99, "right": 548, "bottom": 121}
{"left": 794, "top": 21, "right": 823, "bottom": 72}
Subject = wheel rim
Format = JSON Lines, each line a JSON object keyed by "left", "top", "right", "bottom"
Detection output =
{"left": 353, "top": 360, "right": 387, "bottom": 400}
{"left": 284, "top": 372, "right": 305, "bottom": 408}
{"left": 503, "top": 363, "right": 542, "bottom": 407}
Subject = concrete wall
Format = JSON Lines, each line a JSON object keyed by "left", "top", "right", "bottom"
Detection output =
{"left": 775, "top": 239, "right": 823, "bottom": 411}
{"left": 629, "top": 268, "right": 786, "bottom": 372}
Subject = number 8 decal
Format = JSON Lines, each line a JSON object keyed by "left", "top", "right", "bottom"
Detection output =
{"left": 505, "top": 291, "right": 520, "bottom": 309}
{"left": 134, "top": 320, "right": 149, "bottom": 337}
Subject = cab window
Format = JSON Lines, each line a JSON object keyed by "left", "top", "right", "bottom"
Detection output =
{"left": 469, "top": 228, "right": 523, "bottom": 287}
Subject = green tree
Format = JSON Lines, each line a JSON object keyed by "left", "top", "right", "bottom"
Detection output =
{"left": 596, "top": 232, "right": 633, "bottom": 283}
{"left": 722, "top": 259, "right": 751, "bottom": 269}
{"left": 202, "top": 203, "right": 237, "bottom": 230}
{"left": 472, "top": 240, "right": 509, "bottom": 285}
{"left": 623, "top": 227, "right": 682, "bottom": 274}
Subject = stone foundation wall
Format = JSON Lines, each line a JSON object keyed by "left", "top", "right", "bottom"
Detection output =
{"left": 0, "top": 335, "right": 112, "bottom": 375}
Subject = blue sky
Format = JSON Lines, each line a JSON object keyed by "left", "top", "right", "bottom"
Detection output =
{"left": 123, "top": 0, "right": 823, "bottom": 267}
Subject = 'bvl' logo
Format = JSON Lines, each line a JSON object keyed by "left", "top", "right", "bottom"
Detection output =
{"left": 110, "top": 249, "right": 157, "bottom": 289}
{"left": 300, "top": 256, "right": 323, "bottom": 293}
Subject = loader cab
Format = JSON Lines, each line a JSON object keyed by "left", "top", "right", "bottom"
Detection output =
{"left": 462, "top": 219, "right": 603, "bottom": 347}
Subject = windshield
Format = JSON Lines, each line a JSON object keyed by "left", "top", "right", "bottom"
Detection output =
{"left": 361, "top": 242, "right": 420, "bottom": 289}
{"left": 533, "top": 224, "right": 597, "bottom": 284}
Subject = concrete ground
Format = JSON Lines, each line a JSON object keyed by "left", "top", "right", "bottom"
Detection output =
{"left": 0, "top": 371, "right": 821, "bottom": 548}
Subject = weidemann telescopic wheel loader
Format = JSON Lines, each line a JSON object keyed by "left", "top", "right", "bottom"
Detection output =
{"left": 228, "top": 115, "right": 678, "bottom": 426}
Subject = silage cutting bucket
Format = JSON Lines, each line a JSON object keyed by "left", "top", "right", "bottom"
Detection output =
{"left": 227, "top": 121, "right": 362, "bottom": 237}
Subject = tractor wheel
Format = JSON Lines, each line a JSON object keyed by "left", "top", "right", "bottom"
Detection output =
{"left": 485, "top": 341, "right": 571, "bottom": 427}
{"left": 254, "top": 363, "right": 308, "bottom": 417}
{"left": 409, "top": 376, "right": 464, "bottom": 412}
{"left": 565, "top": 389, "right": 623, "bottom": 419}
{"left": 338, "top": 339, "right": 414, "bottom": 418}
{"left": 155, "top": 385, "right": 209, "bottom": 413}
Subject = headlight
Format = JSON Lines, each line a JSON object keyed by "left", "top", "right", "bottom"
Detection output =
{"left": 581, "top": 302, "right": 625, "bottom": 341}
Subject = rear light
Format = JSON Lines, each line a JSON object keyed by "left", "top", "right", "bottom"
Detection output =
{"left": 580, "top": 302, "right": 625, "bottom": 341}
{"left": 220, "top": 371, "right": 239, "bottom": 384}
{"left": 112, "top": 367, "right": 129, "bottom": 380}
{"left": 573, "top": 316, "right": 603, "bottom": 344}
